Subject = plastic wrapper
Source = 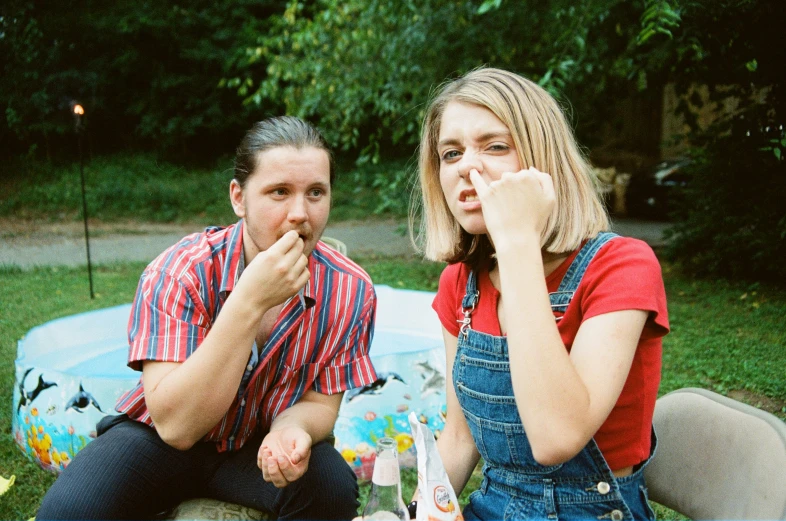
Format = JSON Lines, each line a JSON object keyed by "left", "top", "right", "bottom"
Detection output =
{"left": 408, "top": 412, "right": 463, "bottom": 521}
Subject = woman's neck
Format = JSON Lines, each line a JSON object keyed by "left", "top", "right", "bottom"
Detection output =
{"left": 487, "top": 249, "right": 569, "bottom": 292}
{"left": 542, "top": 250, "right": 570, "bottom": 277}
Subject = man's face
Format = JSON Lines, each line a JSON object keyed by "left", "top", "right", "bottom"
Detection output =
{"left": 230, "top": 146, "right": 331, "bottom": 261}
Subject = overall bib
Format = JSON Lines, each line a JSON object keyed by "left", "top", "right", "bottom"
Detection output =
{"left": 455, "top": 233, "right": 657, "bottom": 521}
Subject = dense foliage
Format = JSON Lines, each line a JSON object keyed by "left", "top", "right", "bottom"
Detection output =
{"left": 227, "top": 0, "right": 664, "bottom": 160}
{"left": 0, "top": 0, "right": 284, "bottom": 161}
{"left": 666, "top": 120, "right": 786, "bottom": 283}
{"left": 1, "top": 0, "right": 671, "bottom": 162}
{"left": 658, "top": 0, "right": 786, "bottom": 283}
{"left": 1, "top": 0, "right": 783, "bottom": 282}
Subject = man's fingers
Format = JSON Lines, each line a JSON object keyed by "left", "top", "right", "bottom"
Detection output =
{"left": 266, "top": 456, "right": 279, "bottom": 483}
{"left": 271, "top": 230, "right": 301, "bottom": 253}
{"left": 295, "top": 254, "right": 310, "bottom": 278}
{"left": 277, "top": 454, "right": 301, "bottom": 482}
{"left": 258, "top": 446, "right": 273, "bottom": 480}
{"left": 267, "top": 457, "right": 289, "bottom": 488}
{"left": 267, "top": 238, "right": 309, "bottom": 295}
{"left": 290, "top": 450, "right": 301, "bottom": 465}
{"left": 256, "top": 230, "right": 303, "bottom": 267}
{"left": 281, "top": 242, "right": 309, "bottom": 279}
{"left": 279, "top": 435, "right": 310, "bottom": 481}
{"left": 259, "top": 428, "right": 312, "bottom": 486}
{"left": 468, "top": 169, "right": 489, "bottom": 198}
{"left": 281, "top": 455, "right": 308, "bottom": 482}
{"left": 278, "top": 237, "right": 306, "bottom": 269}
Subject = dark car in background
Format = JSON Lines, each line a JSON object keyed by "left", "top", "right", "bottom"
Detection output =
{"left": 625, "top": 158, "right": 692, "bottom": 220}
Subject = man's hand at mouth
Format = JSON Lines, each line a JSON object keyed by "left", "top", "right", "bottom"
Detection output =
{"left": 234, "top": 230, "right": 310, "bottom": 311}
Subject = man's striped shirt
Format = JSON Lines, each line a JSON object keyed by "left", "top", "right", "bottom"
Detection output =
{"left": 115, "top": 220, "right": 378, "bottom": 452}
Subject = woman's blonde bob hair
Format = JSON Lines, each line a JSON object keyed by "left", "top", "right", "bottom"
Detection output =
{"left": 413, "top": 67, "right": 609, "bottom": 265}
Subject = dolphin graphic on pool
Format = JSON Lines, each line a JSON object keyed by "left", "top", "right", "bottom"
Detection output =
{"left": 65, "top": 383, "right": 105, "bottom": 414}
{"left": 345, "top": 372, "right": 406, "bottom": 403}
{"left": 17, "top": 368, "right": 58, "bottom": 413}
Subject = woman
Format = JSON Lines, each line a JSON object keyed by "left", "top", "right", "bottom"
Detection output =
{"left": 412, "top": 68, "right": 669, "bottom": 520}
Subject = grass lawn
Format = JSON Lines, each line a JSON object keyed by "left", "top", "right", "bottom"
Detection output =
{"left": 1, "top": 255, "right": 784, "bottom": 519}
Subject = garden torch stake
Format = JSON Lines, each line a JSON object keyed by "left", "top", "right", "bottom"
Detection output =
{"left": 73, "top": 102, "right": 94, "bottom": 299}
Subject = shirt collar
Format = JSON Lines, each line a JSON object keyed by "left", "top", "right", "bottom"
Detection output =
{"left": 303, "top": 253, "right": 317, "bottom": 309}
{"left": 219, "top": 219, "right": 245, "bottom": 300}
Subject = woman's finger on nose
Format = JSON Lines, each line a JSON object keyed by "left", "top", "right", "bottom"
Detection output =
{"left": 469, "top": 169, "right": 490, "bottom": 197}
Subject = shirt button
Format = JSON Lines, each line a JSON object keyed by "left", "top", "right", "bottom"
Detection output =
{"left": 240, "top": 399, "right": 246, "bottom": 407}
{"left": 228, "top": 436, "right": 235, "bottom": 442}
{"left": 597, "top": 481, "right": 611, "bottom": 495}
{"left": 610, "top": 509, "right": 624, "bottom": 521}
{"left": 246, "top": 364, "right": 253, "bottom": 371}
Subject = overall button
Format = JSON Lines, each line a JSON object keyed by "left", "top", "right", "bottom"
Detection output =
{"left": 597, "top": 481, "right": 611, "bottom": 495}
{"left": 610, "top": 509, "right": 624, "bottom": 521}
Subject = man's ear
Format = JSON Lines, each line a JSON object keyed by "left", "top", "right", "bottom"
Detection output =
{"left": 229, "top": 179, "right": 245, "bottom": 218}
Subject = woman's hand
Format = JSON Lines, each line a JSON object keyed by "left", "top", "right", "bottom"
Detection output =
{"left": 469, "top": 167, "right": 555, "bottom": 251}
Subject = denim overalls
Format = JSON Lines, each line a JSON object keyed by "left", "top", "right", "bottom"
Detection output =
{"left": 455, "top": 233, "right": 657, "bottom": 521}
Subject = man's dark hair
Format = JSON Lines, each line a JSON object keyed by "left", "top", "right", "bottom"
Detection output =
{"left": 233, "top": 116, "right": 334, "bottom": 187}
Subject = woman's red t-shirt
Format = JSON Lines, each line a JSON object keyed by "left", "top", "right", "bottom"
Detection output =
{"left": 432, "top": 236, "right": 669, "bottom": 470}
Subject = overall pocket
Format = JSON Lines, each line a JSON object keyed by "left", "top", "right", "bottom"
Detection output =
{"left": 454, "top": 349, "right": 561, "bottom": 473}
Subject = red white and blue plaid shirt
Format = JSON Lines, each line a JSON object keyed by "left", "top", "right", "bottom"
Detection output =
{"left": 115, "top": 220, "right": 378, "bottom": 452}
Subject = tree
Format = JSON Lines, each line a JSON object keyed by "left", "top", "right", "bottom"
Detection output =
{"left": 225, "top": 0, "right": 785, "bottom": 283}
{"left": 0, "top": 0, "right": 285, "bottom": 162}
{"left": 226, "top": 0, "right": 664, "bottom": 161}
{"left": 660, "top": 0, "right": 786, "bottom": 283}
{"left": 1, "top": 0, "right": 93, "bottom": 160}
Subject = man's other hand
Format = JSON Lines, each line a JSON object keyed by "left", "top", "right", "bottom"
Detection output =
{"left": 258, "top": 426, "right": 313, "bottom": 488}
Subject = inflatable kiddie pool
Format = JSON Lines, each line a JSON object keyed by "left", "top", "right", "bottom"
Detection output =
{"left": 13, "top": 304, "right": 139, "bottom": 473}
{"left": 333, "top": 285, "right": 447, "bottom": 480}
{"left": 13, "top": 285, "right": 446, "bottom": 478}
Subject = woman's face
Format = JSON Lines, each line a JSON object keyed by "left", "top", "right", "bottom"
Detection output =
{"left": 437, "top": 101, "right": 522, "bottom": 235}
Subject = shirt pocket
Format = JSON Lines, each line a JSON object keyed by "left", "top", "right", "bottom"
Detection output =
{"left": 280, "top": 362, "right": 326, "bottom": 394}
{"left": 454, "top": 352, "right": 520, "bottom": 423}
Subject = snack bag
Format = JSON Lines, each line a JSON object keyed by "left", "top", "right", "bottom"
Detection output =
{"left": 408, "top": 412, "right": 464, "bottom": 521}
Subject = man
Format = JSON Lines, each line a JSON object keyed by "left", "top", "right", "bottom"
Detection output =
{"left": 37, "top": 116, "right": 378, "bottom": 520}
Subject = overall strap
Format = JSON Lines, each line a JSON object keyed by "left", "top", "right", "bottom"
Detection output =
{"left": 549, "top": 232, "right": 619, "bottom": 319}
{"left": 459, "top": 270, "right": 480, "bottom": 337}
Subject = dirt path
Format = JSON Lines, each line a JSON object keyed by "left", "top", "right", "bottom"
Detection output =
{"left": 0, "top": 218, "right": 416, "bottom": 269}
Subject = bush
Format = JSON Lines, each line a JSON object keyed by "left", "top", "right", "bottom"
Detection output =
{"left": 665, "top": 120, "right": 786, "bottom": 284}
{"left": 0, "top": 153, "right": 413, "bottom": 224}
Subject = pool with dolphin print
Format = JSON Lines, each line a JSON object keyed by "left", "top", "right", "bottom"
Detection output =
{"left": 12, "top": 285, "right": 447, "bottom": 476}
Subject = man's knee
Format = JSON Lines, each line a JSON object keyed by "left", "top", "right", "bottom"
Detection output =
{"left": 36, "top": 416, "right": 195, "bottom": 520}
{"left": 36, "top": 436, "right": 136, "bottom": 519}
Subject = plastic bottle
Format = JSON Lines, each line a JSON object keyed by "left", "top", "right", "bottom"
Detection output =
{"left": 362, "top": 437, "right": 410, "bottom": 520}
